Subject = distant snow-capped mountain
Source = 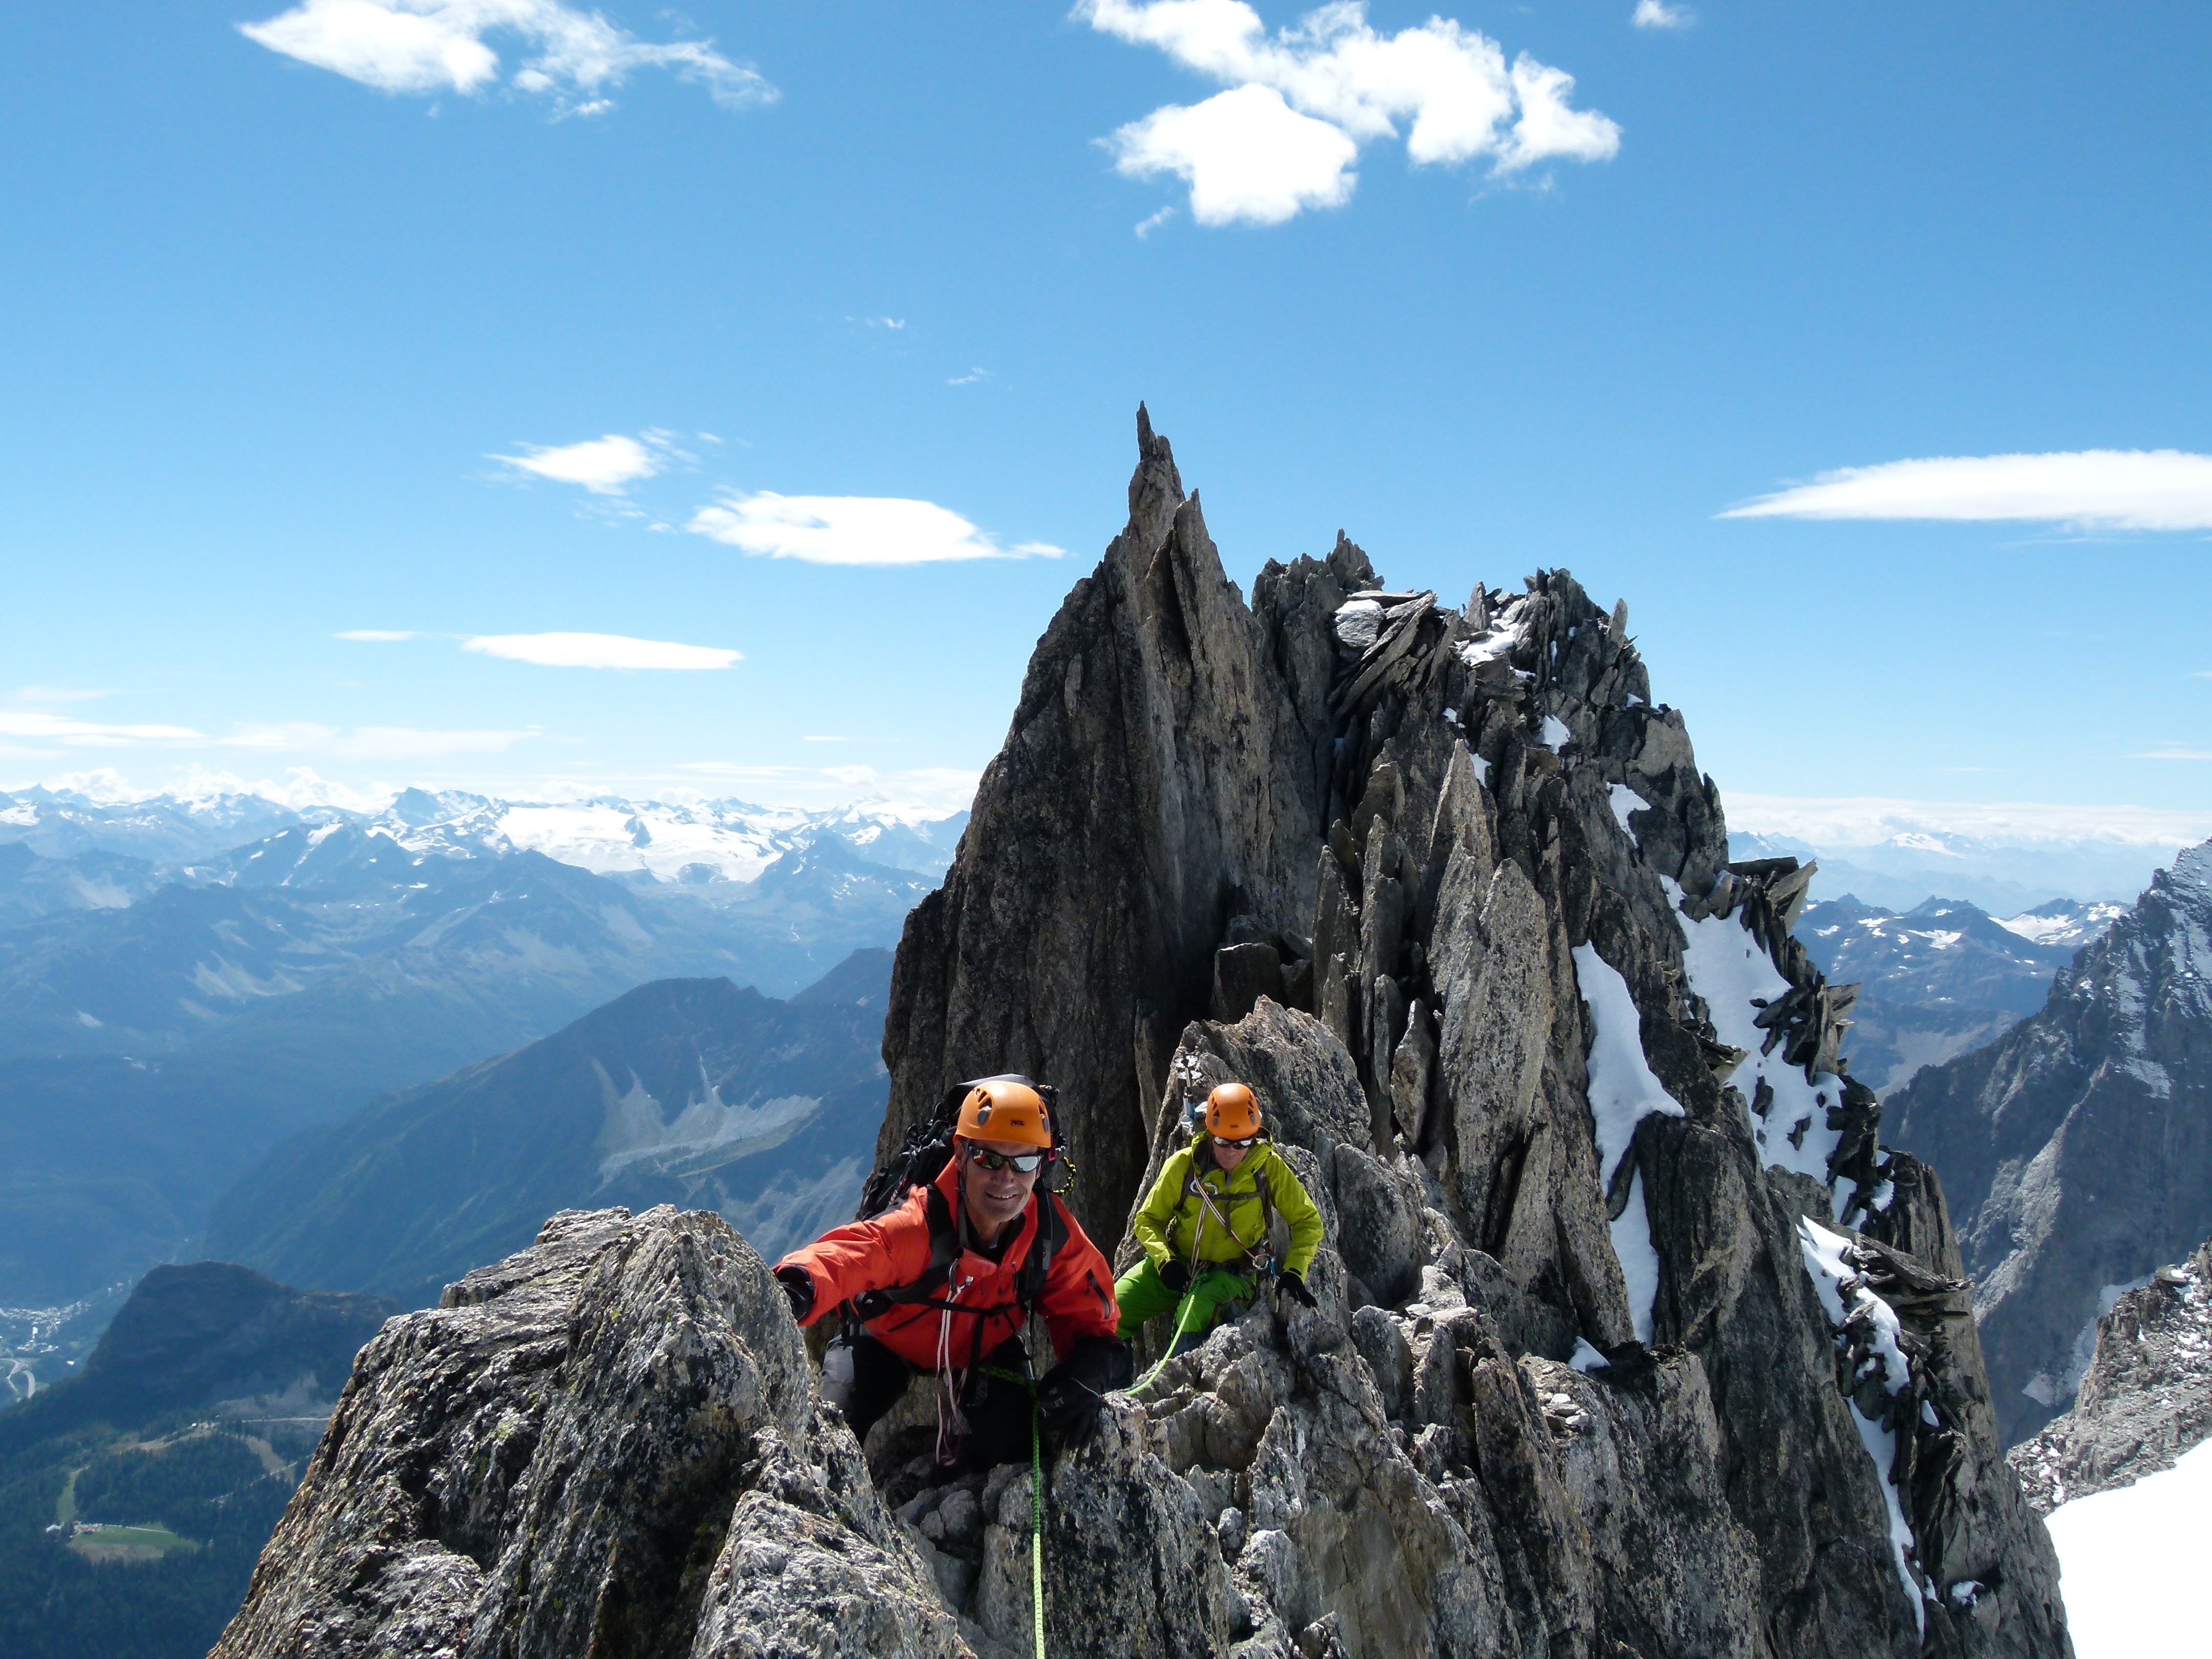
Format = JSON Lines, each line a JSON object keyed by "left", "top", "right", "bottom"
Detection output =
{"left": 0, "top": 786, "right": 342, "bottom": 865}
{"left": 1891, "top": 839, "right": 2212, "bottom": 1444}
{"left": 1994, "top": 897, "right": 2129, "bottom": 951}
{"left": 0, "top": 785, "right": 969, "bottom": 891}
{"left": 382, "top": 791, "right": 964, "bottom": 884}
{"left": 1728, "top": 828, "right": 2180, "bottom": 915}
{"left": 1799, "top": 895, "right": 2105, "bottom": 1018}
{"left": 1797, "top": 891, "right": 2121, "bottom": 1094}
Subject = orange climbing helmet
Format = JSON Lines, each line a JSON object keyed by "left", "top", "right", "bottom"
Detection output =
{"left": 955, "top": 1078, "right": 1054, "bottom": 1148}
{"left": 1205, "top": 1081, "right": 1263, "bottom": 1141}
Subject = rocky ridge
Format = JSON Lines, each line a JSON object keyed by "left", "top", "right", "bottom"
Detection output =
{"left": 215, "top": 414, "right": 2068, "bottom": 1658}
{"left": 1891, "top": 839, "right": 2212, "bottom": 1443}
{"left": 875, "top": 413, "right": 2066, "bottom": 1654}
{"left": 2008, "top": 1239, "right": 2212, "bottom": 1515}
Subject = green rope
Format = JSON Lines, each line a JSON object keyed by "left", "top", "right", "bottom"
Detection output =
{"left": 1030, "top": 1392, "right": 1046, "bottom": 1659}
{"left": 1131, "top": 1288, "right": 1204, "bottom": 1394}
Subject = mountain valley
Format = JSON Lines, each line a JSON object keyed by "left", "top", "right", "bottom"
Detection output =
{"left": 204, "top": 952, "right": 895, "bottom": 1307}
{"left": 0, "top": 1262, "right": 396, "bottom": 1659}
{"left": 1797, "top": 892, "right": 2120, "bottom": 1094}
{"left": 0, "top": 789, "right": 953, "bottom": 1318}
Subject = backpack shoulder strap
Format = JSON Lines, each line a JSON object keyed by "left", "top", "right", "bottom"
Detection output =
{"left": 1016, "top": 1193, "right": 1069, "bottom": 1310}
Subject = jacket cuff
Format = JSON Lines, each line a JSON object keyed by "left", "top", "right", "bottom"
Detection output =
{"left": 776, "top": 1258, "right": 834, "bottom": 1326}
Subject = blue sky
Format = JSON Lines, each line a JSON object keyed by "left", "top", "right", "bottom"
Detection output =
{"left": 3, "top": 1, "right": 2208, "bottom": 849}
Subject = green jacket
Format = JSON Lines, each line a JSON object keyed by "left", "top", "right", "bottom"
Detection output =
{"left": 1132, "top": 1136, "right": 1324, "bottom": 1278}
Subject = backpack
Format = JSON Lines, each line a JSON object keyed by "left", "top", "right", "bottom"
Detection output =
{"left": 842, "top": 1074, "right": 1077, "bottom": 1337}
{"left": 855, "top": 1073, "right": 1072, "bottom": 1220}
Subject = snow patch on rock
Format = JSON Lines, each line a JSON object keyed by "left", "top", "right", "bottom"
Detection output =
{"left": 1665, "top": 877, "right": 1846, "bottom": 1185}
{"left": 1800, "top": 1218, "right": 1929, "bottom": 1632}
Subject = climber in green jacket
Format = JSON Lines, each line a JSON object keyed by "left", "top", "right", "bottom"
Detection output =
{"left": 1116, "top": 1081, "right": 1325, "bottom": 1355}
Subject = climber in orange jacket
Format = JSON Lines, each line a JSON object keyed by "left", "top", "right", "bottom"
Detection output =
{"left": 774, "top": 1077, "right": 1131, "bottom": 1468}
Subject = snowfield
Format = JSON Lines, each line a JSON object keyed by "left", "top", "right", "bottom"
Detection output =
{"left": 2046, "top": 1435, "right": 2212, "bottom": 1657}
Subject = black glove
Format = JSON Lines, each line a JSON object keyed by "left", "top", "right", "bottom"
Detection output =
{"left": 1159, "top": 1259, "right": 1193, "bottom": 1294}
{"left": 1275, "top": 1270, "right": 1316, "bottom": 1309}
{"left": 774, "top": 1265, "right": 816, "bottom": 1322}
{"left": 1037, "top": 1336, "right": 1134, "bottom": 1447}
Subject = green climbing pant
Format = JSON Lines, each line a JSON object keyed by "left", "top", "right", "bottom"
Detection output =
{"left": 1113, "top": 1257, "right": 1253, "bottom": 1347}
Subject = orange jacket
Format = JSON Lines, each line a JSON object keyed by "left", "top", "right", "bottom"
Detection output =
{"left": 778, "top": 1159, "right": 1118, "bottom": 1372}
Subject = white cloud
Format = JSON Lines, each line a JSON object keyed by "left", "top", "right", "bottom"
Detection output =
{"left": 336, "top": 629, "right": 420, "bottom": 642}
{"left": 948, "top": 368, "right": 993, "bottom": 386}
{"left": 1500, "top": 58, "right": 1624, "bottom": 171}
{"left": 687, "top": 493, "right": 1065, "bottom": 565}
{"left": 12, "top": 768, "right": 160, "bottom": 802}
{"left": 1725, "top": 793, "right": 2212, "bottom": 849}
{"left": 0, "top": 711, "right": 206, "bottom": 747}
{"left": 491, "top": 432, "right": 665, "bottom": 494}
{"left": 2129, "top": 745, "right": 2212, "bottom": 762}
{"left": 1135, "top": 205, "right": 1178, "bottom": 238}
{"left": 1079, "top": 0, "right": 1619, "bottom": 223}
{"left": 1631, "top": 0, "right": 1690, "bottom": 29}
{"left": 239, "top": 0, "right": 776, "bottom": 112}
{"left": 1108, "top": 84, "right": 1357, "bottom": 225}
{"left": 1721, "top": 450, "right": 2212, "bottom": 532}
{"left": 461, "top": 631, "right": 740, "bottom": 669}
{"left": 179, "top": 765, "right": 396, "bottom": 812}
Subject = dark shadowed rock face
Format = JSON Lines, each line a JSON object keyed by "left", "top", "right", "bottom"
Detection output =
{"left": 1892, "top": 841, "right": 2212, "bottom": 1444}
{"left": 2010, "top": 1240, "right": 2212, "bottom": 1515}
{"left": 219, "top": 415, "right": 2070, "bottom": 1659}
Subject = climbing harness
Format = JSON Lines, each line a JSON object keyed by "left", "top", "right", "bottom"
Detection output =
{"left": 1187, "top": 1160, "right": 1278, "bottom": 1280}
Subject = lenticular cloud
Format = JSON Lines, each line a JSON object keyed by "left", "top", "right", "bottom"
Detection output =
{"left": 1722, "top": 450, "right": 2212, "bottom": 533}
{"left": 1081, "top": 0, "right": 1620, "bottom": 226}
{"left": 687, "top": 493, "right": 1065, "bottom": 566}
{"left": 462, "top": 632, "right": 739, "bottom": 670}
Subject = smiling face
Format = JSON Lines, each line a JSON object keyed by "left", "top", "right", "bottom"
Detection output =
{"left": 960, "top": 1137, "right": 1041, "bottom": 1241}
{"left": 1213, "top": 1137, "right": 1252, "bottom": 1172}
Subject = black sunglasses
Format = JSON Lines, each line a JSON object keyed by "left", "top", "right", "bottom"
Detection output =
{"left": 965, "top": 1145, "right": 1046, "bottom": 1174}
{"left": 1215, "top": 1135, "right": 1259, "bottom": 1151}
